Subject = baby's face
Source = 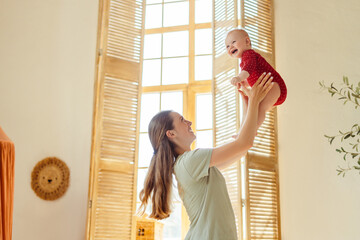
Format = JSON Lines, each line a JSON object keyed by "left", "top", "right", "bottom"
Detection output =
{"left": 225, "top": 31, "right": 250, "bottom": 58}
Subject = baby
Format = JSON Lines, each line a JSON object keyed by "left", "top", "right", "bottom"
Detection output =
{"left": 225, "top": 29, "right": 287, "bottom": 130}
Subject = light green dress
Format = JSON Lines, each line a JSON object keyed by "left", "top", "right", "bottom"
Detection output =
{"left": 173, "top": 148, "right": 237, "bottom": 240}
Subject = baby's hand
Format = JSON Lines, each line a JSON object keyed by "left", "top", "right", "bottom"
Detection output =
{"left": 230, "top": 76, "right": 241, "bottom": 86}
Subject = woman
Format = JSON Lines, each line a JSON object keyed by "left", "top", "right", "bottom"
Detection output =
{"left": 138, "top": 73, "right": 274, "bottom": 239}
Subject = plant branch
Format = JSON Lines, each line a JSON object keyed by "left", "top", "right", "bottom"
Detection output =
{"left": 319, "top": 76, "right": 360, "bottom": 109}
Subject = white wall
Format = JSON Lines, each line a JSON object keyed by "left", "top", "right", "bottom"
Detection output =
{"left": 0, "top": 0, "right": 98, "bottom": 239}
{"left": 1, "top": 0, "right": 360, "bottom": 239}
{"left": 274, "top": 0, "right": 360, "bottom": 239}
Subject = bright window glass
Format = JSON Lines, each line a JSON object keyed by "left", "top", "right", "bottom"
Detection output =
{"left": 137, "top": 168, "right": 148, "bottom": 198}
{"left": 195, "top": 28, "right": 212, "bottom": 55}
{"left": 144, "top": 34, "right": 162, "bottom": 59}
{"left": 140, "top": 93, "right": 160, "bottom": 132}
{"left": 145, "top": 4, "right": 162, "bottom": 29}
{"left": 161, "top": 91, "right": 183, "bottom": 115}
{"left": 195, "top": 0, "right": 212, "bottom": 24}
{"left": 162, "top": 57, "right": 189, "bottom": 85}
{"left": 139, "top": 1, "right": 214, "bottom": 239}
{"left": 138, "top": 133, "right": 153, "bottom": 168}
{"left": 163, "top": 31, "right": 189, "bottom": 57}
{"left": 142, "top": 59, "right": 161, "bottom": 86}
{"left": 164, "top": 2, "right": 189, "bottom": 27}
{"left": 195, "top": 130, "right": 213, "bottom": 148}
{"left": 196, "top": 93, "right": 212, "bottom": 129}
{"left": 147, "top": 0, "right": 162, "bottom": 4}
{"left": 195, "top": 55, "right": 212, "bottom": 81}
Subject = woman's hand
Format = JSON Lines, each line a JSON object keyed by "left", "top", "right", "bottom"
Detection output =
{"left": 239, "top": 72, "right": 274, "bottom": 105}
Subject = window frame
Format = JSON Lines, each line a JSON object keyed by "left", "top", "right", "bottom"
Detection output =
{"left": 138, "top": 0, "right": 213, "bottom": 238}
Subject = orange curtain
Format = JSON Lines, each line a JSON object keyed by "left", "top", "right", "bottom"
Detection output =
{"left": 0, "top": 127, "right": 15, "bottom": 240}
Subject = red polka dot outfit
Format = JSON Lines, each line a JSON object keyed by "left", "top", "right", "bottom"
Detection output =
{"left": 240, "top": 49, "right": 287, "bottom": 106}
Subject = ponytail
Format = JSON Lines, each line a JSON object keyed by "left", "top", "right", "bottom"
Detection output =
{"left": 138, "top": 111, "right": 177, "bottom": 220}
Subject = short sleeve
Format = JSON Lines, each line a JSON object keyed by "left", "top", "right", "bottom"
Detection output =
{"left": 176, "top": 148, "right": 212, "bottom": 181}
{"left": 240, "top": 50, "right": 257, "bottom": 74}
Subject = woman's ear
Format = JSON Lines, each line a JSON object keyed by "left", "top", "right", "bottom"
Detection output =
{"left": 166, "top": 130, "right": 175, "bottom": 139}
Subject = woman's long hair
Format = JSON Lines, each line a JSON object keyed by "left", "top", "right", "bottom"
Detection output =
{"left": 138, "top": 110, "right": 178, "bottom": 220}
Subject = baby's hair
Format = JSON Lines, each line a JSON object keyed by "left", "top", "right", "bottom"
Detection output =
{"left": 227, "top": 28, "right": 252, "bottom": 46}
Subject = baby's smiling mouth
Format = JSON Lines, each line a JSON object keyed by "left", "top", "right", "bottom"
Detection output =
{"left": 232, "top": 49, "right": 238, "bottom": 54}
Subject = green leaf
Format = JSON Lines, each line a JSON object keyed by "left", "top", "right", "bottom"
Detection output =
{"left": 336, "top": 149, "right": 342, "bottom": 153}
{"left": 331, "top": 83, "right": 338, "bottom": 91}
{"left": 344, "top": 134, "right": 351, "bottom": 139}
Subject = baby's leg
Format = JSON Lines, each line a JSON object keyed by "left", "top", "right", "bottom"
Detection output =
{"left": 257, "top": 82, "right": 281, "bottom": 129}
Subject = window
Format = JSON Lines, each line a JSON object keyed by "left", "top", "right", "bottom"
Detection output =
{"left": 136, "top": 0, "right": 213, "bottom": 238}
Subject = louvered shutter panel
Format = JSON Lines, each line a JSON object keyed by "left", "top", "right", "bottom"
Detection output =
{"left": 242, "top": 0, "right": 282, "bottom": 239}
{"left": 86, "top": 0, "right": 145, "bottom": 239}
{"left": 212, "top": 0, "right": 243, "bottom": 239}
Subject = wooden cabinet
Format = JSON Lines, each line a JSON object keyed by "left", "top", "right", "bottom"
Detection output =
{"left": 136, "top": 217, "right": 164, "bottom": 240}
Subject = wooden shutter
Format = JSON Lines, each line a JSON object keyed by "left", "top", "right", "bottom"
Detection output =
{"left": 213, "top": 0, "right": 281, "bottom": 239}
{"left": 241, "top": 0, "right": 282, "bottom": 239}
{"left": 85, "top": 0, "right": 145, "bottom": 239}
{"left": 212, "top": 0, "right": 243, "bottom": 239}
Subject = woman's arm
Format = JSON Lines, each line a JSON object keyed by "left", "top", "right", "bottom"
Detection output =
{"left": 215, "top": 150, "right": 247, "bottom": 170}
{"left": 209, "top": 73, "right": 274, "bottom": 168}
{"left": 217, "top": 89, "right": 251, "bottom": 170}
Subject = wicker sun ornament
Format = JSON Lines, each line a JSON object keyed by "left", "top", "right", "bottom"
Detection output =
{"left": 31, "top": 157, "right": 70, "bottom": 200}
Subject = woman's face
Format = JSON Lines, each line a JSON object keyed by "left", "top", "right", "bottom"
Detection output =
{"left": 169, "top": 112, "right": 196, "bottom": 146}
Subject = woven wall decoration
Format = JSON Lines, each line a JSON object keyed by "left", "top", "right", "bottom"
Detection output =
{"left": 31, "top": 157, "right": 70, "bottom": 200}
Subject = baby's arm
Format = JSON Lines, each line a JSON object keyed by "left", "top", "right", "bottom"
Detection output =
{"left": 231, "top": 70, "right": 250, "bottom": 86}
